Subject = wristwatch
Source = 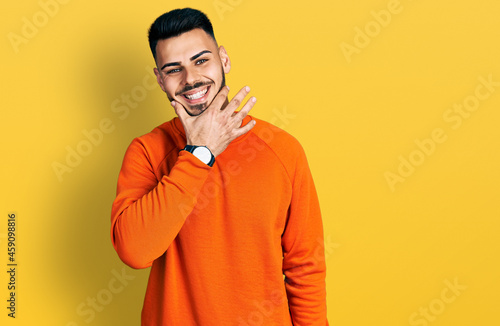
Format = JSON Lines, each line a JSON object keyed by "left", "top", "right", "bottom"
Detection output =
{"left": 183, "top": 145, "right": 215, "bottom": 167}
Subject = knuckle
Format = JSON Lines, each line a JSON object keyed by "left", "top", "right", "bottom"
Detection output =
{"left": 218, "top": 90, "right": 227, "bottom": 98}
{"left": 232, "top": 99, "right": 241, "bottom": 107}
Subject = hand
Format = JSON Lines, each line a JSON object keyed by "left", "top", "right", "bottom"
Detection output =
{"left": 172, "top": 85, "right": 257, "bottom": 157}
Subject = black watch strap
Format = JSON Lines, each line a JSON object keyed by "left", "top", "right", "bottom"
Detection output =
{"left": 183, "top": 145, "right": 215, "bottom": 167}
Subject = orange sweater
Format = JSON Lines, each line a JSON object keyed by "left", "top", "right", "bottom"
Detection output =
{"left": 111, "top": 115, "right": 328, "bottom": 325}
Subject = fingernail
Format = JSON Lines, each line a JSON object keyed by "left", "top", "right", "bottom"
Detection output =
{"left": 245, "top": 86, "right": 250, "bottom": 92}
{"left": 171, "top": 101, "right": 175, "bottom": 107}
{"left": 252, "top": 97, "right": 257, "bottom": 102}
{"left": 226, "top": 85, "right": 230, "bottom": 91}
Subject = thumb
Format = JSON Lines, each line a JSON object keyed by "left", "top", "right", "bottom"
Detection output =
{"left": 172, "top": 101, "right": 188, "bottom": 121}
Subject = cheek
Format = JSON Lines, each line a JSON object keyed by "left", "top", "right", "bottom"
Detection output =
{"left": 163, "top": 78, "right": 179, "bottom": 96}
{"left": 208, "top": 64, "right": 223, "bottom": 81}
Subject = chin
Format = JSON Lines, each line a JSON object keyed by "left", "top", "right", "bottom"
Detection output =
{"left": 180, "top": 90, "right": 215, "bottom": 116}
{"left": 184, "top": 103, "right": 209, "bottom": 116}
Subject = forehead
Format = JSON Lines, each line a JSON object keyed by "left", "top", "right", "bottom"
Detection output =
{"left": 155, "top": 28, "right": 217, "bottom": 64}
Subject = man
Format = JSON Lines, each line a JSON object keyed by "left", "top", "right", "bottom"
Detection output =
{"left": 111, "top": 8, "right": 328, "bottom": 326}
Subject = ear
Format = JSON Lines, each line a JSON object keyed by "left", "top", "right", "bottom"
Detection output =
{"left": 218, "top": 45, "right": 231, "bottom": 74}
{"left": 153, "top": 67, "right": 166, "bottom": 92}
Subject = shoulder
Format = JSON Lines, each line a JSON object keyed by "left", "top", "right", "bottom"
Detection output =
{"left": 251, "top": 116, "right": 305, "bottom": 155}
{"left": 125, "top": 119, "right": 182, "bottom": 167}
{"left": 135, "top": 120, "right": 178, "bottom": 146}
{"left": 250, "top": 116, "right": 308, "bottom": 173}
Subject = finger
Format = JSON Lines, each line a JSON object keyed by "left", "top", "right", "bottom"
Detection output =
{"left": 224, "top": 85, "right": 251, "bottom": 115}
{"left": 234, "top": 96, "right": 256, "bottom": 119}
{"left": 232, "top": 118, "right": 256, "bottom": 138}
{"left": 207, "top": 85, "right": 230, "bottom": 112}
{"left": 172, "top": 100, "right": 189, "bottom": 121}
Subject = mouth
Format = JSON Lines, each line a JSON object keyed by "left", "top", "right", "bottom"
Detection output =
{"left": 180, "top": 85, "right": 211, "bottom": 104}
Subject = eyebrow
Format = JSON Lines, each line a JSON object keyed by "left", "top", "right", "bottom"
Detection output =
{"left": 160, "top": 50, "right": 212, "bottom": 71}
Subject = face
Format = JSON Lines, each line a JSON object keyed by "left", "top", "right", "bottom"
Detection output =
{"left": 154, "top": 28, "right": 231, "bottom": 116}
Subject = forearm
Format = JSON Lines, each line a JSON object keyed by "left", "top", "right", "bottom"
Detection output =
{"left": 111, "top": 150, "right": 211, "bottom": 269}
{"left": 283, "top": 207, "right": 328, "bottom": 325}
{"left": 284, "top": 244, "right": 328, "bottom": 325}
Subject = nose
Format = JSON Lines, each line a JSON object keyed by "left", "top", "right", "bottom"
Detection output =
{"left": 183, "top": 66, "right": 199, "bottom": 86}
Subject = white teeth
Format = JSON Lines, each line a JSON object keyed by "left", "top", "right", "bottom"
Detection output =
{"left": 184, "top": 87, "right": 208, "bottom": 100}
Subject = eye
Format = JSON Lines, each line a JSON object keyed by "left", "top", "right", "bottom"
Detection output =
{"left": 196, "top": 58, "right": 208, "bottom": 65}
{"left": 166, "top": 68, "right": 181, "bottom": 75}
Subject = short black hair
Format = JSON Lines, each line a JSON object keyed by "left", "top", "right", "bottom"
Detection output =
{"left": 148, "top": 8, "right": 216, "bottom": 61}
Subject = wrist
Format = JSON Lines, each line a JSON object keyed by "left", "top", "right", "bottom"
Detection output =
{"left": 182, "top": 145, "right": 215, "bottom": 167}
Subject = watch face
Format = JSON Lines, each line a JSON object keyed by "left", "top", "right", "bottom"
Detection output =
{"left": 192, "top": 146, "right": 211, "bottom": 164}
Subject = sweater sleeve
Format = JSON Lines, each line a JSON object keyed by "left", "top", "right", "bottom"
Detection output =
{"left": 281, "top": 145, "right": 329, "bottom": 325}
{"left": 110, "top": 138, "right": 212, "bottom": 269}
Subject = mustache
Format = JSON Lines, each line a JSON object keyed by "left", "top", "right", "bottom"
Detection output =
{"left": 176, "top": 81, "right": 213, "bottom": 96}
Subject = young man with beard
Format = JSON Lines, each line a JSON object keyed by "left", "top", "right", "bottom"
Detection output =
{"left": 111, "top": 7, "right": 329, "bottom": 326}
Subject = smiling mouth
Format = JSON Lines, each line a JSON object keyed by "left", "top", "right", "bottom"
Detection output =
{"left": 181, "top": 85, "right": 211, "bottom": 103}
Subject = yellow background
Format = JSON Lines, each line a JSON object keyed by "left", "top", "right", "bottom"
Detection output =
{"left": 1, "top": 0, "right": 499, "bottom": 325}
